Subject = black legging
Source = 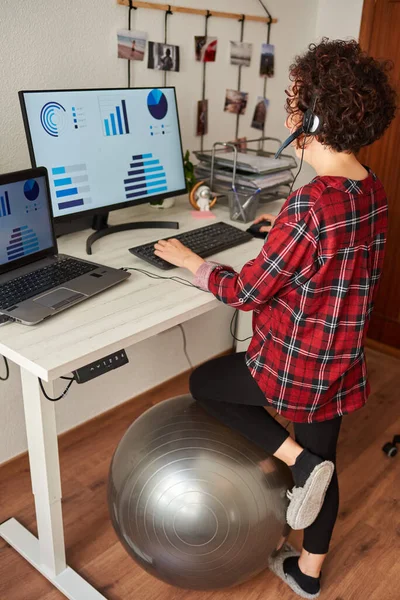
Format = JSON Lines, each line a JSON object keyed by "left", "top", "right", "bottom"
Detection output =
{"left": 189, "top": 352, "right": 342, "bottom": 555}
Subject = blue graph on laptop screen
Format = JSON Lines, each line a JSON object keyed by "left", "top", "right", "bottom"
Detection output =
{"left": 0, "top": 176, "right": 53, "bottom": 266}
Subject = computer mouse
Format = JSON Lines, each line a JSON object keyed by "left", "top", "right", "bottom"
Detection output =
{"left": 246, "top": 219, "right": 272, "bottom": 239}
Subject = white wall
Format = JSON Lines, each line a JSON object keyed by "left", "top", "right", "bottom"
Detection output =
{"left": 0, "top": 0, "right": 320, "bottom": 178}
{"left": 316, "top": 0, "right": 364, "bottom": 41}
{"left": 0, "top": 0, "right": 362, "bottom": 465}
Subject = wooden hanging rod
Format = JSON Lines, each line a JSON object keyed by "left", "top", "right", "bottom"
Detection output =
{"left": 117, "top": 1, "right": 277, "bottom": 24}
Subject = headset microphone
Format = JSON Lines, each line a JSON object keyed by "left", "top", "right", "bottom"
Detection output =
{"left": 274, "top": 97, "right": 321, "bottom": 159}
{"left": 274, "top": 126, "right": 303, "bottom": 158}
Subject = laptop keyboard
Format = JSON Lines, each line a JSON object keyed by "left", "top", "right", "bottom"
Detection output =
{"left": 0, "top": 257, "right": 96, "bottom": 310}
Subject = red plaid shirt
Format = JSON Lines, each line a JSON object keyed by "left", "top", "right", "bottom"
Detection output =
{"left": 195, "top": 168, "right": 388, "bottom": 422}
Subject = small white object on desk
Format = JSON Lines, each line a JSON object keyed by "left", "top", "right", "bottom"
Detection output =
{"left": 196, "top": 185, "right": 213, "bottom": 211}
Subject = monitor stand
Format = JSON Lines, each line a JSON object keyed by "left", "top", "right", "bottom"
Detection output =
{"left": 86, "top": 213, "right": 179, "bottom": 255}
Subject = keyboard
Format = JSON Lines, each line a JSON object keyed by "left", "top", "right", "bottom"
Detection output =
{"left": 129, "top": 221, "right": 253, "bottom": 270}
{"left": 0, "top": 257, "right": 96, "bottom": 310}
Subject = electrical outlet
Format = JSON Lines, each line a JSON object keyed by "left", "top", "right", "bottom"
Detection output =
{"left": 73, "top": 349, "right": 129, "bottom": 384}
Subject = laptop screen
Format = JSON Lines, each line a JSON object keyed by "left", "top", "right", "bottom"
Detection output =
{"left": 0, "top": 175, "right": 54, "bottom": 268}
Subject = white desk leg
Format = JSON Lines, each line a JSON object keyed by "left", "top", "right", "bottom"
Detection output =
{"left": 0, "top": 369, "right": 107, "bottom": 600}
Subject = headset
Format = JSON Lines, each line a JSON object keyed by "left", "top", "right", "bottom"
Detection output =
{"left": 275, "top": 96, "right": 321, "bottom": 159}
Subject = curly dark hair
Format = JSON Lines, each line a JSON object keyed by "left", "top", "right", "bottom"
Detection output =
{"left": 286, "top": 38, "right": 397, "bottom": 153}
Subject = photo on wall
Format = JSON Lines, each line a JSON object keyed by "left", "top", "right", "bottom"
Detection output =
{"left": 117, "top": 29, "right": 148, "bottom": 61}
{"left": 196, "top": 99, "right": 208, "bottom": 136}
{"left": 251, "top": 97, "right": 270, "bottom": 130}
{"left": 224, "top": 89, "right": 248, "bottom": 115}
{"left": 194, "top": 36, "right": 218, "bottom": 62}
{"left": 148, "top": 42, "right": 180, "bottom": 71}
{"left": 260, "top": 43, "right": 275, "bottom": 77}
{"left": 230, "top": 42, "right": 253, "bottom": 67}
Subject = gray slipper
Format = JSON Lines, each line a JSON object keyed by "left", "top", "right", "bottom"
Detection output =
{"left": 286, "top": 460, "right": 334, "bottom": 530}
{"left": 268, "top": 543, "right": 320, "bottom": 599}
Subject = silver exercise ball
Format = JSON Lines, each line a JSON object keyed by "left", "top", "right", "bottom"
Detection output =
{"left": 108, "top": 395, "right": 292, "bottom": 590}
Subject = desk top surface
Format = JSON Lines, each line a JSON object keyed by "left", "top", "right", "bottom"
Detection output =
{"left": 0, "top": 196, "right": 284, "bottom": 380}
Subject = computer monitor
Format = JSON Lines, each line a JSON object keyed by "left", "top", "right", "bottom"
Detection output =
{"left": 19, "top": 87, "right": 186, "bottom": 252}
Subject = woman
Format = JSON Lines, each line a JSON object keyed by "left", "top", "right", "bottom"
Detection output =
{"left": 154, "top": 39, "right": 396, "bottom": 598}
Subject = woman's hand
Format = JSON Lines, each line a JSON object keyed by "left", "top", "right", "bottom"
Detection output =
{"left": 154, "top": 239, "right": 205, "bottom": 273}
{"left": 253, "top": 213, "right": 277, "bottom": 234}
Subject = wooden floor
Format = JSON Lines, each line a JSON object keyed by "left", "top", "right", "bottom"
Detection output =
{"left": 0, "top": 348, "right": 399, "bottom": 600}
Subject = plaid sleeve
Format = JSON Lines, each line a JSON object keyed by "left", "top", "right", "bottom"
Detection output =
{"left": 207, "top": 217, "right": 319, "bottom": 311}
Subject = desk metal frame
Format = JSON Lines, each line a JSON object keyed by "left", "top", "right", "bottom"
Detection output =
{"left": 0, "top": 370, "right": 107, "bottom": 599}
{"left": 0, "top": 198, "right": 284, "bottom": 598}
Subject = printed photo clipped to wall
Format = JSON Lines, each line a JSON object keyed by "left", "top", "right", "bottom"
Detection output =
{"left": 260, "top": 43, "right": 275, "bottom": 77}
{"left": 117, "top": 29, "right": 148, "bottom": 61}
{"left": 196, "top": 100, "right": 208, "bottom": 136}
{"left": 195, "top": 36, "right": 218, "bottom": 62}
{"left": 251, "top": 97, "right": 270, "bottom": 130}
{"left": 148, "top": 42, "right": 180, "bottom": 71}
{"left": 230, "top": 42, "right": 253, "bottom": 67}
{"left": 224, "top": 89, "right": 248, "bottom": 115}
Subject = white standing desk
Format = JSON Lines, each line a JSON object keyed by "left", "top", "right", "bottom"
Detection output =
{"left": 0, "top": 196, "right": 284, "bottom": 599}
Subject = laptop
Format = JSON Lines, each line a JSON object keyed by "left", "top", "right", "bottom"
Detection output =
{"left": 0, "top": 167, "right": 130, "bottom": 325}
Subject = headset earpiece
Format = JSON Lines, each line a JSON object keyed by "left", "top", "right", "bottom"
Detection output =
{"left": 303, "top": 108, "right": 321, "bottom": 135}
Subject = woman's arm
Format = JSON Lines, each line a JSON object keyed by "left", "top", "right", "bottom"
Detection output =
{"left": 202, "top": 218, "right": 319, "bottom": 311}
{"left": 154, "top": 216, "right": 319, "bottom": 311}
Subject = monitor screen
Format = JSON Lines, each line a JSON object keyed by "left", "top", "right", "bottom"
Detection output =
{"left": 0, "top": 175, "right": 54, "bottom": 267}
{"left": 19, "top": 88, "right": 187, "bottom": 220}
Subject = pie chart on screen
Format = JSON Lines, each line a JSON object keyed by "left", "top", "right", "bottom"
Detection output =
{"left": 23, "top": 179, "right": 40, "bottom": 201}
{"left": 147, "top": 89, "right": 168, "bottom": 120}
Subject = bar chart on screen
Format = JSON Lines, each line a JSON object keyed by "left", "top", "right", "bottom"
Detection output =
{"left": 123, "top": 153, "right": 168, "bottom": 200}
{"left": 51, "top": 164, "right": 92, "bottom": 211}
{"left": 0, "top": 191, "right": 11, "bottom": 217}
{"left": 6, "top": 226, "right": 39, "bottom": 261}
{"left": 99, "top": 96, "right": 130, "bottom": 137}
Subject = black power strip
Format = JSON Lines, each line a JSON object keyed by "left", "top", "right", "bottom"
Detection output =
{"left": 73, "top": 349, "right": 129, "bottom": 384}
